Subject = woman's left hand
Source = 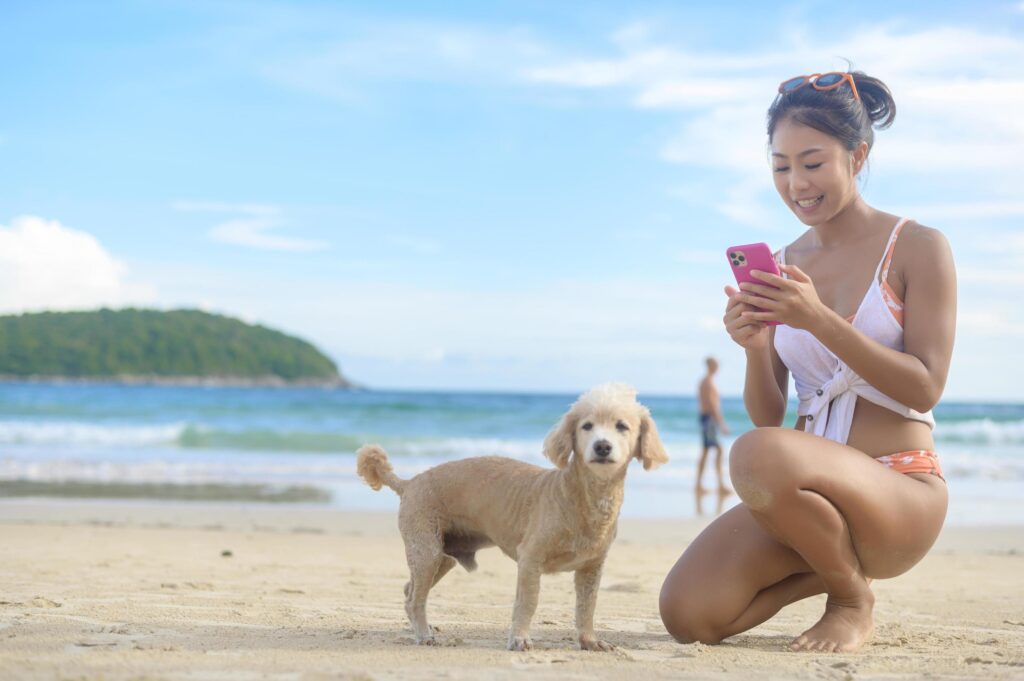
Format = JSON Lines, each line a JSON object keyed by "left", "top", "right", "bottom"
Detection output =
{"left": 735, "top": 264, "right": 830, "bottom": 331}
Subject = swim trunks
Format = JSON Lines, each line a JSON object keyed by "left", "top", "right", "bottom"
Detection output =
{"left": 700, "top": 413, "right": 720, "bottom": 449}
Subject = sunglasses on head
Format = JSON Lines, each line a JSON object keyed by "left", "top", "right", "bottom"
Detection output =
{"left": 778, "top": 72, "right": 859, "bottom": 100}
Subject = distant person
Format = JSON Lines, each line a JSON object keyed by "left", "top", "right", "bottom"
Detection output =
{"left": 660, "top": 70, "right": 954, "bottom": 654}
{"left": 696, "top": 357, "right": 730, "bottom": 494}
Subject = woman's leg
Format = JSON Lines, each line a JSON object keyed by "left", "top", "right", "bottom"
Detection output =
{"left": 660, "top": 502, "right": 824, "bottom": 643}
{"left": 661, "top": 427, "right": 947, "bottom": 652}
{"left": 729, "top": 427, "right": 947, "bottom": 652}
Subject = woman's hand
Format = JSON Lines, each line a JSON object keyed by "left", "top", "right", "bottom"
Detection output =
{"left": 735, "top": 264, "right": 830, "bottom": 332}
{"left": 723, "top": 284, "right": 770, "bottom": 351}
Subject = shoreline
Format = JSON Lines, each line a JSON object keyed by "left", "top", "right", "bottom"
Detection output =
{"left": 0, "top": 500, "right": 1021, "bottom": 680}
{"left": 0, "top": 374, "right": 357, "bottom": 388}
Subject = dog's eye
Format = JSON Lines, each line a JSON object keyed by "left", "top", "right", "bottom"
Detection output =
{"left": 581, "top": 422, "right": 593, "bottom": 431}
{"left": 616, "top": 421, "right": 629, "bottom": 432}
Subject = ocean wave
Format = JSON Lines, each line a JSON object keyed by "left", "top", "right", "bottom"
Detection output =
{"left": 934, "top": 419, "right": 1024, "bottom": 444}
{"left": 0, "top": 420, "right": 367, "bottom": 452}
{"left": 177, "top": 426, "right": 365, "bottom": 453}
{"left": 0, "top": 420, "right": 185, "bottom": 446}
{"left": 0, "top": 455, "right": 354, "bottom": 485}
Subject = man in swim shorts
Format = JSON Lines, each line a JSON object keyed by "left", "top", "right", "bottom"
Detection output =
{"left": 697, "top": 356, "right": 730, "bottom": 494}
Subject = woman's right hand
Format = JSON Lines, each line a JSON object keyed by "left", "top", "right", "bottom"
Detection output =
{"left": 723, "top": 285, "right": 770, "bottom": 351}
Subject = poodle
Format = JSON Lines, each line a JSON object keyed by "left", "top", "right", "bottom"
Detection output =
{"left": 355, "top": 383, "right": 668, "bottom": 651}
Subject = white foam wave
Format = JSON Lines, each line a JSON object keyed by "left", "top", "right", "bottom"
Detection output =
{"left": 935, "top": 419, "right": 1024, "bottom": 444}
{"left": 0, "top": 455, "right": 356, "bottom": 486}
{"left": 0, "top": 420, "right": 186, "bottom": 446}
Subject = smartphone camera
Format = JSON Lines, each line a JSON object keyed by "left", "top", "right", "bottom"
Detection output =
{"left": 729, "top": 251, "right": 747, "bottom": 268}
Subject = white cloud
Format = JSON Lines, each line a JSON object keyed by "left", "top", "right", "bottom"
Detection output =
{"left": 522, "top": 24, "right": 1024, "bottom": 225}
{"left": 958, "top": 267, "right": 1024, "bottom": 286}
{"left": 209, "top": 218, "right": 328, "bottom": 253}
{"left": 175, "top": 201, "right": 329, "bottom": 253}
{"left": 224, "top": 15, "right": 551, "bottom": 99}
{"left": 958, "top": 308, "right": 1024, "bottom": 338}
{"left": 0, "top": 215, "right": 157, "bottom": 314}
{"left": 904, "top": 201, "right": 1024, "bottom": 221}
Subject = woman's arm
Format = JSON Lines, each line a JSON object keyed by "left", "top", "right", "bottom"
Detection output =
{"left": 814, "top": 226, "right": 955, "bottom": 412}
{"left": 723, "top": 287, "right": 790, "bottom": 427}
{"left": 740, "top": 225, "right": 956, "bottom": 413}
{"left": 742, "top": 332, "right": 789, "bottom": 427}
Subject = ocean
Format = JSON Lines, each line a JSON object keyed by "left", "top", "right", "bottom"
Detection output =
{"left": 1, "top": 383, "right": 1022, "bottom": 525}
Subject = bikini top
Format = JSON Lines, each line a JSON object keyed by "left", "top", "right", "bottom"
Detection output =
{"left": 773, "top": 217, "right": 935, "bottom": 444}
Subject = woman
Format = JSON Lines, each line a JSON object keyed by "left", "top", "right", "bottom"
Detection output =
{"left": 659, "top": 71, "right": 956, "bottom": 653}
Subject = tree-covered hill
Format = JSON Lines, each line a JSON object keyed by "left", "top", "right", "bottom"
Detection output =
{"left": 0, "top": 308, "right": 350, "bottom": 386}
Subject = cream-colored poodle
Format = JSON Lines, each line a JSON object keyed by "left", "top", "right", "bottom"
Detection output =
{"left": 355, "top": 383, "right": 668, "bottom": 651}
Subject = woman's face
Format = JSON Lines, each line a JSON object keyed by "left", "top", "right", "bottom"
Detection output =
{"left": 770, "top": 116, "right": 865, "bottom": 226}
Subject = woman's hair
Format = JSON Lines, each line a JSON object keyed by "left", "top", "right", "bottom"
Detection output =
{"left": 767, "top": 71, "right": 896, "bottom": 153}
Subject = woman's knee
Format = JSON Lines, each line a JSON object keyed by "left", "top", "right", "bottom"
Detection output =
{"left": 728, "top": 428, "right": 793, "bottom": 511}
{"left": 658, "top": 571, "right": 727, "bottom": 644}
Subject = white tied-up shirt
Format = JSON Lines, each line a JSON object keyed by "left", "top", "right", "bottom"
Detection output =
{"left": 772, "top": 217, "right": 935, "bottom": 444}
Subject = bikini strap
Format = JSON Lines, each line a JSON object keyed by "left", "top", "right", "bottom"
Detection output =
{"left": 875, "top": 217, "right": 910, "bottom": 283}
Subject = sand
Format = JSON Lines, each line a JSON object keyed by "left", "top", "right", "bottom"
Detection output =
{"left": 1, "top": 499, "right": 1022, "bottom": 680}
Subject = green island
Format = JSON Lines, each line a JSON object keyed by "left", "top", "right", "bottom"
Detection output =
{"left": 0, "top": 308, "right": 351, "bottom": 387}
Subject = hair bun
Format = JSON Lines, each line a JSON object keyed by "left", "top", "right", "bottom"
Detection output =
{"left": 851, "top": 71, "right": 896, "bottom": 130}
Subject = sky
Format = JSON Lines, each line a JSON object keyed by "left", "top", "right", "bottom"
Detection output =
{"left": 2, "top": 0, "right": 1023, "bottom": 400}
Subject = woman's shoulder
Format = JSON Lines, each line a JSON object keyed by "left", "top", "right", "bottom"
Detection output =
{"left": 898, "top": 220, "right": 952, "bottom": 260}
{"left": 895, "top": 219, "right": 955, "bottom": 282}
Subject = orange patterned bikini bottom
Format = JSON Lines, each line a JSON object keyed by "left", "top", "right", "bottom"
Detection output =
{"left": 875, "top": 449, "right": 944, "bottom": 481}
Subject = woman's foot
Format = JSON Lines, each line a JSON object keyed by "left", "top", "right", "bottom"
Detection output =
{"left": 790, "top": 587, "right": 874, "bottom": 653}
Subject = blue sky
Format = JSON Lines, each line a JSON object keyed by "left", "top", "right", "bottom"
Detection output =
{"left": 2, "top": 1, "right": 1023, "bottom": 399}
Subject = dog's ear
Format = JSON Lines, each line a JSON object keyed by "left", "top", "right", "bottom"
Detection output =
{"left": 635, "top": 407, "right": 669, "bottom": 471}
{"left": 543, "top": 408, "right": 577, "bottom": 469}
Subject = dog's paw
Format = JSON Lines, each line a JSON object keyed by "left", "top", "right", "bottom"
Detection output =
{"left": 579, "top": 637, "right": 616, "bottom": 652}
{"left": 507, "top": 635, "right": 533, "bottom": 651}
{"left": 413, "top": 624, "right": 439, "bottom": 646}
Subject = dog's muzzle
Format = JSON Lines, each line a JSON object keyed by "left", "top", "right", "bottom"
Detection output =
{"left": 591, "top": 439, "right": 613, "bottom": 463}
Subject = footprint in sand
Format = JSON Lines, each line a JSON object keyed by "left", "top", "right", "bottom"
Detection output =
{"left": 603, "top": 583, "right": 643, "bottom": 593}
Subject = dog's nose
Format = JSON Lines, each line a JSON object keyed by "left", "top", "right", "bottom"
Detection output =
{"left": 594, "top": 440, "right": 612, "bottom": 458}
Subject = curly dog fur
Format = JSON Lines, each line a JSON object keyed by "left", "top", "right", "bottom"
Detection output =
{"left": 356, "top": 383, "right": 668, "bottom": 651}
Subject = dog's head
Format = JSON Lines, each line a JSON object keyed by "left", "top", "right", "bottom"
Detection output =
{"left": 542, "top": 383, "right": 669, "bottom": 478}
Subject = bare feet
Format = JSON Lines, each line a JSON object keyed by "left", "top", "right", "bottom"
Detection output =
{"left": 790, "top": 588, "right": 875, "bottom": 653}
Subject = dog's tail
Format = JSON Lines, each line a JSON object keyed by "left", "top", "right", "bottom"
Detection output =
{"left": 356, "top": 444, "right": 406, "bottom": 495}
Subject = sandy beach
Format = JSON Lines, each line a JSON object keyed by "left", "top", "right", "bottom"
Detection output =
{"left": 0, "top": 500, "right": 1021, "bottom": 680}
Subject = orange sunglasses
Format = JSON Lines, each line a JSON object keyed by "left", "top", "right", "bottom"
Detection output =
{"left": 778, "top": 72, "right": 859, "bottom": 100}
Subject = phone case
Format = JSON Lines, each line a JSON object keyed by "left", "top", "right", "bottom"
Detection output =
{"left": 726, "top": 242, "right": 781, "bottom": 326}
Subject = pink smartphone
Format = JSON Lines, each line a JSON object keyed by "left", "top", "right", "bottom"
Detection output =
{"left": 726, "top": 242, "right": 781, "bottom": 326}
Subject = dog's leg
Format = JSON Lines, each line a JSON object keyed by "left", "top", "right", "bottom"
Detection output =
{"left": 508, "top": 559, "right": 542, "bottom": 651}
{"left": 433, "top": 555, "right": 457, "bottom": 586}
{"left": 575, "top": 562, "right": 615, "bottom": 651}
{"left": 404, "top": 554, "right": 456, "bottom": 602}
{"left": 403, "top": 541, "right": 447, "bottom": 645}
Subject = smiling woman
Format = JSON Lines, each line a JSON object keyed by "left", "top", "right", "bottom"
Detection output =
{"left": 659, "top": 70, "right": 957, "bottom": 654}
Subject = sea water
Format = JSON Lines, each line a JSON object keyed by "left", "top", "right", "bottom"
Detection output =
{"left": 1, "top": 384, "right": 1021, "bottom": 525}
